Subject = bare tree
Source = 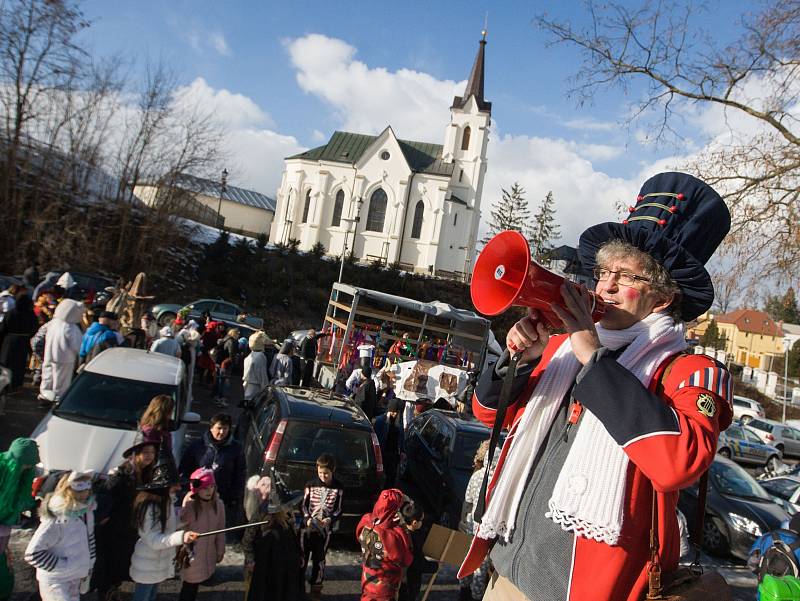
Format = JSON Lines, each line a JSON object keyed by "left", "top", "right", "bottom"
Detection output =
{"left": 537, "top": 1, "right": 800, "bottom": 275}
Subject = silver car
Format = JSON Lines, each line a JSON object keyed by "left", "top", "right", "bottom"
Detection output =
{"left": 746, "top": 418, "right": 800, "bottom": 458}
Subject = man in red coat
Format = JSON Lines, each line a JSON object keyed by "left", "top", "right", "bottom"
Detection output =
{"left": 458, "top": 172, "right": 733, "bottom": 601}
{"left": 357, "top": 489, "right": 413, "bottom": 601}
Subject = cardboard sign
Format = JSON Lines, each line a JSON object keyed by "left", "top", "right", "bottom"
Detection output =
{"left": 422, "top": 523, "right": 472, "bottom": 568}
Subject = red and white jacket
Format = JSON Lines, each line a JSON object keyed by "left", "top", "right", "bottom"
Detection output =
{"left": 458, "top": 335, "right": 733, "bottom": 601}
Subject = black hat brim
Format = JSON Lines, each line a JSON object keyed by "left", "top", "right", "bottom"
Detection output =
{"left": 136, "top": 475, "right": 187, "bottom": 492}
{"left": 578, "top": 222, "right": 714, "bottom": 321}
{"left": 122, "top": 440, "right": 160, "bottom": 459}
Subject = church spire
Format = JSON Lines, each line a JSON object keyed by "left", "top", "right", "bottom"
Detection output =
{"left": 452, "top": 31, "right": 491, "bottom": 113}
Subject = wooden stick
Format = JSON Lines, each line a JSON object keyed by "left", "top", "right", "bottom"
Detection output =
{"left": 420, "top": 531, "right": 454, "bottom": 601}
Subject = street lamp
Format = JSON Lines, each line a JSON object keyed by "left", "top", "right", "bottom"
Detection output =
{"left": 217, "top": 168, "right": 228, "bottom": 231}
{"left": 338, "top": 217, "right": 359, "bottom": 284}
{"left": 784, "top": 337, "right": 793, "bottom": 421}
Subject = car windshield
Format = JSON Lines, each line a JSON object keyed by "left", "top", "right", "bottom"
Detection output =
{"left": 278, "top": 423, "right": 374, "bottom": 471}
{"left": 453, "top": 432, "right": 490, "bottom": 470}
{"left": 710, "top": 460, "right": 772, "bottom": 501}
{"left": 761, "top": 478, "right": 800, "bottom": 501}
{"left": 54, "top": 372, "right": 177, "bottom": 429}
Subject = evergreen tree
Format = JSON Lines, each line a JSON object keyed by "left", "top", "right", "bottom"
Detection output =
{"left": 481, "top": 182, "right": 530, "bottom": 246}
{"left": 699, "top": 320, "right": 727, "bottom": 350}
{"left": 529, "top": 191, "right": 561, "bottom": 261}
{"left": 788, "top": 339, "right": 800, "bottom": 378}
{"left": 764, "top": 287, "right": 800, "bottom": 324}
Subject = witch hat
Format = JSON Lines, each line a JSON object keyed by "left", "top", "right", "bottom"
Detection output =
{"left": 123, "top": 429, "right": 161, "bottom": 459}
{"left": 137, "top": 443, "right": 183, "bottom": 491}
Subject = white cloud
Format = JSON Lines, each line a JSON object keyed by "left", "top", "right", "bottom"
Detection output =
{"left": 285, "top": 34, "right": 463, "bottom": 141}
{"left": 569, "top": 142, "right": 624, "bottom": 162}
{"left": 210, "top": 33, "right": 232, "bottom": 57}
{"left": 172, "top": 78, "right": 303, "bottom": 197}
{"left": 563, "top": 117, "right": 617, "bottom": 132}
{"left": 173, "top": 78, "right": 273, "bottom": 129}
{"left": 311, "top": 129, "right": 327, "bottom": 143}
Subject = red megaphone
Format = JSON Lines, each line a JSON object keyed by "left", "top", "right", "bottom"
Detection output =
{"left": 471, "top": 230, "right": 605, "bottom": 328}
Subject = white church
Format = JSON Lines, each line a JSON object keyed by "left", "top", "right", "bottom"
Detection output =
{"left": 269, "top": 35, "right": 491, "bottom": 279}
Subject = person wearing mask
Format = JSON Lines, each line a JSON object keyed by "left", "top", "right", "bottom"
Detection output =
{"left": 179, "top": 413, "right": 246, "bottom": 532}
{"left": 301, "top": 454, "right": 344, "bottom": 600}
{"left": 150, "top": 326, "right": 181, "bottom": 358}
{"left": 0, "top": 294, "right": 38, "bottom": 389}
{"left": 178, "top": 468, "right": 225, "bottom": 601}
{"left": 357, "top": 489, "right": 413, "bottom": 601}
{"left": 129, "top": 447, "right": 199, "bottom": 601}
{"left": 24, "top": 471, "right": 96, "bottom": 601}
{"left": 93, "top": 433, "right": 159, "bottom": 601}
{"left": 79, "top": 311, "right": 119, "bottom": 364}
{"left": 243, "top": 476, "right": 303, "bottom": 601}
{"left": 269, "top": 339, "right": 294, "bottom": 386}
{"left": 242, "top": 332, "right": 269, "bottom": 405}
{"left": 39, "top": 299, "right": 84, "bottom": 405}
{"left": 373, "top": 398, "right": 405, "bottom": 488}
{"left": 0, "top": 439, "right": 39, "bottom": 561}
{"left": 175, "top": 320, "right": 201, "bottom": 390}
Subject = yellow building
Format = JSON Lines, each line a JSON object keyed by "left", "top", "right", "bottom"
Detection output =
{"left": 688, "top": 309, "right": 785, "bottom": 369}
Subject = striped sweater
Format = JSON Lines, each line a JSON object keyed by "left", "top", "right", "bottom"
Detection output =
{"left": 25, "top": 494, "right": 96, "bottom": 583}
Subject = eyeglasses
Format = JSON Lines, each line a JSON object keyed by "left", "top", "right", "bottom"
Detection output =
{"left": 593, "top": 267, "right": 651, "bottom": 287}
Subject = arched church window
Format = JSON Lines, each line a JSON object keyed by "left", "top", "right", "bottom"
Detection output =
{"left": 411, "top": 200, "right": 424, "bottom": 239}
{"left": 461, "top": 126, "right": 471, "bottom": 151}
{"left": 365, "top": 188, "right": 387, "bottom": 232}
{"left": 331, "top": 190, "right": 344, "bottom": 227}
{"left": 301, "top": 190, "right": 311, "bottom": 224}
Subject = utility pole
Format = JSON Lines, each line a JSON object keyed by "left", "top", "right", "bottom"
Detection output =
{"left": 784, "top": 337, "right": 792, "bottom": 421}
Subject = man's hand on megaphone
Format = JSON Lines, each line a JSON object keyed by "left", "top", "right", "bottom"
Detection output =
{"left": 550, "top": 283, "right": 601, "bottom": 365}
{"left": 506, "top": 310, "right": 550, "bottom": 364}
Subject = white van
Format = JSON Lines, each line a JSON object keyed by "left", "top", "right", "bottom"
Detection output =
{"left": 31, "top": 348, "right": 200, "bottom": 475}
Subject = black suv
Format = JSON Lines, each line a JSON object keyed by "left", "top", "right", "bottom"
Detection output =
{"left": 401, "top": 409, "right": 495, "bottom": 527}
{"left": 240, "top": 386, "right": 384, "bottom": 533}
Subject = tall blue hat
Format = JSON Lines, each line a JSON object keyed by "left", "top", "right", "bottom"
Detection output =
{"left": 578, "top": 172, "right": 730, "bottom": 321}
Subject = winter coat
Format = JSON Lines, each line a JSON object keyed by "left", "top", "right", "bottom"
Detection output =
{"left": 79, "top": 322, "right": 117, "bottom": 360}
{"left": 355, "top": 378, "right": 378, "bottom": 420}
{"left": 24, "top": 494, "right": 96, "bottom": 584}
{"left": 150, "top": 337, "right": 180, "bottom": 357}
{"left": 373, "top": 413, "right": 405, "bottom": 464}
{"left": 242, "top": 510, "right": 302, "bottom": 601}
{"left": 41, "top": 300, "right": 84, "bottom": 401}
{"left": 0, "top": 438, "right": 39, "bottom": 526}
{"left": 458, "top": 337, "right": 733, "bottom": 601}
{"left": 0, "top": 297, "right": 38, "bottom": 387}
{"left": 242, "top": 351, "right": 269, "bottom": 400}
{"left": 269, "top": 354, "right": 292, "bottom": 386}
{"left": 179, "top": 494, "right": 225, "bottom": 583}
{"left": 179, "top": 432, "right": 246, "bottom": 506}
{"left": 299, "top": 332, "right": 326, "bottom": 361}
{"left": 93, "top": 462, "right": 145, "bottom": 588}
{"left": 129, "top": 498, "right": 184, "bottom": 584}
{"left": 356, "top": 489, "right": 413, "bottom": 598}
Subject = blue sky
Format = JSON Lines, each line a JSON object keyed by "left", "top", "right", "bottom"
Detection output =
{"left": 79, "top": 0, "right": 759, "bottom": 246}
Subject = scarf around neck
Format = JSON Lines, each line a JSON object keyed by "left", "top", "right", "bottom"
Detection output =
{"left": 476, "top": 312, "right": 686, "bottom": 545}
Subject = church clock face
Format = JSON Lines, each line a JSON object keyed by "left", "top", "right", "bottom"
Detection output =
{"left": 380, "top": 150, "right": 390, "bottom": 160}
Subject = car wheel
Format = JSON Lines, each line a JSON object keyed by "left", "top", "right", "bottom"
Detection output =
{"left": 776, "top": 444, "right": 785, "bottom": 458}
{"left": 718, "top": 447, "right": 731, "bottom": 458}
{"left": 767, "top": 455, "right": 782, "bottom": 472}
{"left": 740, "top": 415, "right": 752, "bottom": 424}
{"left": 702, "top": 516, "right": 729, "bottom": 556}
{"left": 158, "top": 312, "right": 176, "bottom": 327}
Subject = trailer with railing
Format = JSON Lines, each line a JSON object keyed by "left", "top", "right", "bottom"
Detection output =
{"left": 315, "top": 282, "right": 494, "bottom": 390}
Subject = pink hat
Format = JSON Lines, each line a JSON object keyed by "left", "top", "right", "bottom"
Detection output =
{"left": 189, "top": 467, "right": 215, "bottom": 493}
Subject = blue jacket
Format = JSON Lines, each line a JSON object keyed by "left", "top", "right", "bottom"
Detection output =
{"left": 79, "top": 322, "right": 118, "bottom": 359}
{"left": 179, "top": 431, "right": 246, "bottom": 504}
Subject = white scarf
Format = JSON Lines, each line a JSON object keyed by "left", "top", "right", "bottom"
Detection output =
{"left": 476, "top": 312, "right": 686, "bottom": 545}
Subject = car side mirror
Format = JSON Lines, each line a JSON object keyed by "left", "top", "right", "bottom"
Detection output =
{"left": 182, "top": 411, "right": 201, "bottom": 424}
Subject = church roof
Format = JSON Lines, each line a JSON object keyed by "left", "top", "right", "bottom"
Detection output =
{"left": 287, "top": 131, "right": 455, "bottom": 177}
{"left": 452, "top": 35, "right": 491, "bottom": 113}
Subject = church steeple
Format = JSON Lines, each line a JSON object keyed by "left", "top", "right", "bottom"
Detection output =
{"left": 451, "top": 31, "right": 491, "bottom": 113}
